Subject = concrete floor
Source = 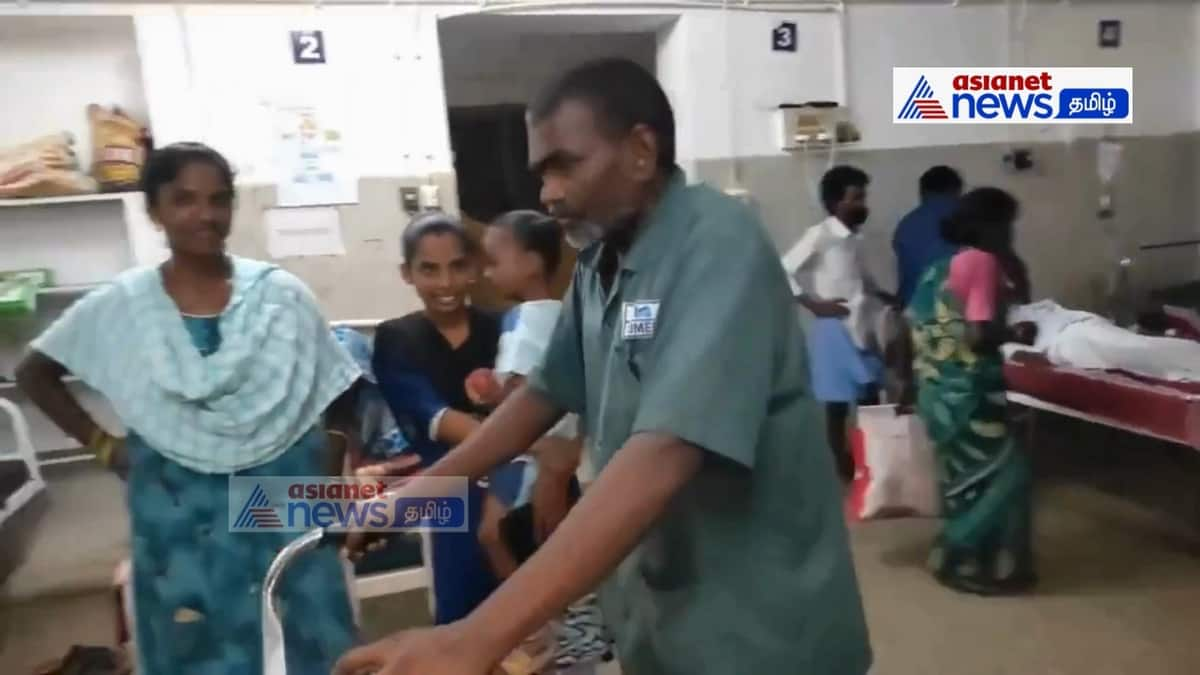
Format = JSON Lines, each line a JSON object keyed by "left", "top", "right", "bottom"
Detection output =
{"left": 855, "top": 484, "right": 1200, "bottom": 675}
{"left": 3, "top": 419, "right": 1200, "bottom": 674}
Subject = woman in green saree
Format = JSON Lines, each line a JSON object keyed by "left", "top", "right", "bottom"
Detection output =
{"left": 908, "top": 187, "right": 1037, "bottom": 595}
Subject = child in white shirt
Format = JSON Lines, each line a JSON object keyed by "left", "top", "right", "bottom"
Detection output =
{"left": 470, "top": 210, "right": 610, "bottom": 674}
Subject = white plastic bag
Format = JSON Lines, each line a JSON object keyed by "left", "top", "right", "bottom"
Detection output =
{"left": 848, "top": 404, "right": 940, "bottom": 520}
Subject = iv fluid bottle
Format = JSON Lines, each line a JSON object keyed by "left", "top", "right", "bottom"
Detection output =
{"left": 1107, "top": 257, "right": 1136, "bottom": 327}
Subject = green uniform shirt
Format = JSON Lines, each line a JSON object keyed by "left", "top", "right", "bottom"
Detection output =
{"left": 528, "top": 174, "right": 873, "bottom": 675}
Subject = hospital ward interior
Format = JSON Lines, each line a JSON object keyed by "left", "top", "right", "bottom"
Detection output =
{"left": 3, "top": 1, "right": 1200, "bottom": 674}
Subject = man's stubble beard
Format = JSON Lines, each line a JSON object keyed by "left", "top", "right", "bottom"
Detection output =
{"left": 564, "top": 221, "right": 603, "bottom": 250}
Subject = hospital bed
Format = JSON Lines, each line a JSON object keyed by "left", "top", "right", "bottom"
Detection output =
{"left": 1005, "top": 305, "right": 1200, "bottom": 450}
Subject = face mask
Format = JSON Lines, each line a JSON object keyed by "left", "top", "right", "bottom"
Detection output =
{"left": 846, "top": 207, "right": 869, "bottom": 228}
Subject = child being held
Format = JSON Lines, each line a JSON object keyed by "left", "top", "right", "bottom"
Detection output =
{"left": 470, "top": 210, "right": 610, "bottom": 675}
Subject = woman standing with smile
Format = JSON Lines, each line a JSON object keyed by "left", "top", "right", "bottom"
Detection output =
{"left": 17, "top": 143, "right": 361, "bottom": 674}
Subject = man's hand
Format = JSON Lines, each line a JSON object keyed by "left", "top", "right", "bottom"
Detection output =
{"left": 530, "top": 468, "right": 572, "bottom": 543}
{"left": 1009, "top": 350, "right": 1051, "bottom": 367}
{"left": 332, "top": 624, "right": 495, "bottom": 675}
{"left": 343, "top": 462, "right": 422, "bottom": 561}
{"left": 354, "top": 454, "right": 423, "bottom": 478}
{"left": 874, "top": 290, "right": 903, "bottom": 309}
{"left": 810, "top": 298, "right": 850, "bottom": 318}
{"left": 342, "top": 529, "right": 388, "bottom": 563}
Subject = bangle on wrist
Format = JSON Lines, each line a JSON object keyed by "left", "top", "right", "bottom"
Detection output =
{"left": 89, "top": 428, "right": 115, "bottom": 467}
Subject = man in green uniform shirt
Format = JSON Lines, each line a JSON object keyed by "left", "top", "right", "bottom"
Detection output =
{"left": 335, "top": 58, "right": 872, "bottom": 675}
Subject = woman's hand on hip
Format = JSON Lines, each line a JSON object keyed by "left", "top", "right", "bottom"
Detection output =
{"left": 108, "top": 437, "right": 131, "bottom": 481}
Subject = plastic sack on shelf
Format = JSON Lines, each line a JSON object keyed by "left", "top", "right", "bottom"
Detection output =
{"left": 0, "top": 132, "right": 98, "bottom": 199}
{"left": 88, "top": 104, "right": 148, "bottom": 192}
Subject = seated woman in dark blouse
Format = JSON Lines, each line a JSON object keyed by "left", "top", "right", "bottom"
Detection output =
{"left": 370, "top": 212, "right": 502, "bottom": 625}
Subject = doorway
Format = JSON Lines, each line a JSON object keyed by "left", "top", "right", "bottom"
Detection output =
{"left": 438, "top": 13, "right": 672, "bottom": 309}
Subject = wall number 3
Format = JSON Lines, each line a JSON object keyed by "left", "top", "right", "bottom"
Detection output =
{"left": 291, "top": 31, "right": 326, "bottom": 64}
{"left": 772, "top": 22, "right": 798, "bottom": 53}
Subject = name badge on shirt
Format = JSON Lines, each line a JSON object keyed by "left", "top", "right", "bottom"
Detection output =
{"left": 621, "top": 300, "right": 660, "bottom": 340}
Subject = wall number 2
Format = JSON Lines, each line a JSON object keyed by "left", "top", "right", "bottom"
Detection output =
{"left": 291, "top": 31, "right": 326, "bottom": 64}
{"left": 772, "top": 22, "right": 798, "bottom": 53}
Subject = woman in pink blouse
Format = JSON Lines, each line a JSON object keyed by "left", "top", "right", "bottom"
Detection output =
{"left": 907, "top": 187, "right": 1038, "bottom": 595}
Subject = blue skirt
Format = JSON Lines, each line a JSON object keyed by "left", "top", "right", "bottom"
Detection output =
{"left": 127, "top": 428, "right": 356, "bottom": 675}
{"left": 806, "top": 317, "right": 883, "bottom": 403}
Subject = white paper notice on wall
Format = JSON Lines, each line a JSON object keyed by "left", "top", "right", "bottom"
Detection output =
{"left": 264, "top": 207, "right": 346, "bottom": 259}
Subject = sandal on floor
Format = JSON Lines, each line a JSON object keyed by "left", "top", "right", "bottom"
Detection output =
{"left": 935, "top": 570, "right": 1038, "bottom": 597}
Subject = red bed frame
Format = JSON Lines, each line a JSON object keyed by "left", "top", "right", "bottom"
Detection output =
{"left": 1004, "top": 306, "right": 1200, "bottom": 449}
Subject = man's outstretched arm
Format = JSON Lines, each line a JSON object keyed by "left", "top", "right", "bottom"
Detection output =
{"left": 423, "top": 384, "right": 563, "bottom": 480}
{"left": 333, "top": 432, "right": 702, "bottom": 675}
{"left": 464, "top": 432, "right": 702, "bottom": 659}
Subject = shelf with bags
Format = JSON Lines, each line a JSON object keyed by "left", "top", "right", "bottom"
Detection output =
{"left": 38, "top": 283, "right": 103, "bottom": 298}
{"left": 0, "top": 192, "right": 135, "bottom": 208}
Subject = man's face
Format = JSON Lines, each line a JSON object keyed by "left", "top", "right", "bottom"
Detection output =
{"left": 528, "top": 100, "right": 653, "bottom": 240}
{"left": 836, "top": 185, "right": 870, "bottom": 231}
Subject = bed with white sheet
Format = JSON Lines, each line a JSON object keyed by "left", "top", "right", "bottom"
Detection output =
{"left": 1005, "top": 305, "right": 1200, "bottom": 450}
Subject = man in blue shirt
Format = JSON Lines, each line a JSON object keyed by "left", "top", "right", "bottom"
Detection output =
{"left": 893, "top": 165, "right": 963, "bottom": 305}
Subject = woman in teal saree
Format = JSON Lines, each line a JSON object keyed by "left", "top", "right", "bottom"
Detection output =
{"left": 908, "top": 187, "right": 1037, "bottom": 595}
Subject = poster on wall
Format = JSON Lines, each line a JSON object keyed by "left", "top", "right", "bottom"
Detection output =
{"left": 271, "top": 100, "right": 358, "bottom": 207}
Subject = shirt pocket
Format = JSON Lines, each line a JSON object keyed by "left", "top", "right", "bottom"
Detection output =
{"left": 599, "top": 341, "right": 644, "bottom": 441}
{"left": 619, "top": 338, "right": 650, "bottom": 382}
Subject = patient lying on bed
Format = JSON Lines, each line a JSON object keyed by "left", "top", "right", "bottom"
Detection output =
{"left": 1005, "top": 299, "right": 1200, "bottom": 382}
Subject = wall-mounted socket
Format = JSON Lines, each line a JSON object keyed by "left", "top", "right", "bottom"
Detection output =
{"left": 418, "top": 184, "right": 441, "bottom": 211}
{"left": 399, "top": 187, "right": 420, "bottom": 214}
